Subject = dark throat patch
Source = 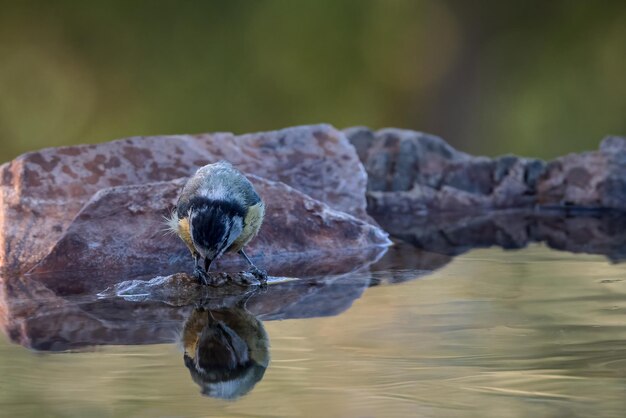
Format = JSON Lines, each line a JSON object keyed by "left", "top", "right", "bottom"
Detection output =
{"left": 188, "top": 197, "right": 245, "bottom": 255}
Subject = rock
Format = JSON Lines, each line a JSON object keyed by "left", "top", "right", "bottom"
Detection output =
{"left": 345, "top": 127, "right": 548, "bottom": 214}
{"left": 100, "top": 273, "right": 264, "bottom": 305}
{"left": 599, "top": 135, "right": 626, "bottom": 156}
{"left": 343, "top": 126, "right": 376, "bottom": 164}
{"left": 0, "top": 124, "right": 370, "bottom": 273}
{"left": 345, "top": 128, "right": 626, "bottom": 214}
{"left": 537, "top": 153, "right": 606, "bottom": 207}
{"left": 537, "top": 136, "right": 626, "bottom": 209}
{"left": 356, "top": 128, "right": 469, "bottom": 194}
{"left": 25, "top": 175, "right": 389, "bottom": 295}
{"left": 102, "top": 271, "right": 371, "bottom": 321}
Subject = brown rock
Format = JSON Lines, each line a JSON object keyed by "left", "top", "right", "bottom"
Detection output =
{"left": 0, "top": 124, "right": 370, "bottom": 273}
{"left": 537, "top": 136, "right": 626, "bottom": 209}
{"left": 345, "top": 127, "right": 546, "bottom": 214}
{"left": 537, "top": 153, "right": 607, "bottom": 206}
{"left": 346, "top": 127, "right": 626, "bottom": 214}
{"left": 26, "top": 175, "right": 389, "bottom": 295}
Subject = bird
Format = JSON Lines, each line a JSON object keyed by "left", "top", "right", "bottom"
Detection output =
{"left": 167, "top": 161, "right": 266, "bottom": 285}
{"left": 182, "top": 305, "right": 269, "bottom": 399}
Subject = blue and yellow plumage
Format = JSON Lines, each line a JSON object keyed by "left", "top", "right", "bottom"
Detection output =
{"left": 168, "top": 161, "right": 266, "bottom": 284}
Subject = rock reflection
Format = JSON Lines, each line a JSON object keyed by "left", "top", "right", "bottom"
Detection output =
{"left": 376, "top": 209, "right": 626, "bottom": 262}
{"left": 0, "top": 271, "right": 371, "bottom": 351}
{"left": 182, "top": 297, "right": 269, "bottom": 399}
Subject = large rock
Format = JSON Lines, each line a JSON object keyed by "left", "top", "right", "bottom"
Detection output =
{"left": 25, "top": 175, "right": 389, "bottom": 295}
{"left": 0, "top": 125, "right": 371, "bottom": 273}
{"left": 345, "top": 127, "right": 626, "bottom": 214}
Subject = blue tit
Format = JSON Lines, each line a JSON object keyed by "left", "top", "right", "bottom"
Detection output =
{"left": 182, "top": 306, "right": 269, "bottom": 399}
{"left": 168, "top": 161, "right": 266, "bottom": 284}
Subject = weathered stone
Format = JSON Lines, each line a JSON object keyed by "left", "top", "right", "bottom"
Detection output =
{"left": 494, "top": 155, "right": 518, "bottom": 183}
{"left": 343, "top": 126, "right": 376, "bottom": 164}
{"left": 537, "top": 153, "right": 606, "bottom": 207}
{"left": 345, "top": 127, "right": 626, "bottom": 214}
{"left": 599, "top": 135, "right": 626, "bottom": 156}
{"left": 492, "top": 159, "right": 537, "bottom": 208}
{"left": 345, "top": 127, "right": 545, "bottom": 213}
{"left": 0, "top": 125, "right": 370, "bottom": 273}
{"left": 359, "top": 128, "right": 469, "bottom": 194}
{"left": 524, "top": 159, "right": 547, "bottom": 189}
{"left": 443, "top": 159, "right": 495, "bottom": 195}
{"left": 25, "top": 175, "right": 389, "bottom": 295}
{"left": 535, "top": 136, "right": 626, "bottom": 210}
{"left": 101, "top": 273, "right": 262, "bottom": 305}
{"left": 205, "top": 126, "right": 369, "bottom": 218}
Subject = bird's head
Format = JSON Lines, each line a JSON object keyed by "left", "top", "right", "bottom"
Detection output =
{"left": 183, "top": 308, "right": 269, "bottom": 400}
{"left": 188, "top": 197, "right": 245, "bottom": 263}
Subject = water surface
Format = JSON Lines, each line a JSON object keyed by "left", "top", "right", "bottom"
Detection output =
{"left": 1, "top": 244, "right": 626, "bottom": 417}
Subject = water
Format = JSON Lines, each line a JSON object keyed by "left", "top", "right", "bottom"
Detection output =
{"left": 2, "top": 243, "right": 626, "bottom": 417}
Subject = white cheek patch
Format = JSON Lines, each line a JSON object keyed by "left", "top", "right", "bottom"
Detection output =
{"left": 226, "top": 217, "right": 244, "bottom": 249}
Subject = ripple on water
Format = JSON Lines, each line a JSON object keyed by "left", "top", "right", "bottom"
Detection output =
{"left": 2, "top": 244, "right": 626, "bottom": 417}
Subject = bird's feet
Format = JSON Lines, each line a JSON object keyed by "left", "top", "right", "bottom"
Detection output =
{"left": 193, "top": 266, "right": 210, "bottom": 286}
{"left": 248, "top": 266, "right": 268, "bottom": 287}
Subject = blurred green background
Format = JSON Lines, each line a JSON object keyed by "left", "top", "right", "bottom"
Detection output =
{"left": 0, "top": 0, "right": 624, "bottom": 163}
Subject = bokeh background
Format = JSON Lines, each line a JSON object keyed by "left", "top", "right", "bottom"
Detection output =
{"left": 0, "top": 0, "right": 624, "bottom": 163}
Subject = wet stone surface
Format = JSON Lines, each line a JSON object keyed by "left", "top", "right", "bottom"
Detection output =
{"left": 27, "top": 175, "right": 390, "bottom": 285}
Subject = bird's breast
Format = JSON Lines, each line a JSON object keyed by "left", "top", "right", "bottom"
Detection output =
{"left": 229, "top": 202, "right": 265, "bottom": 252}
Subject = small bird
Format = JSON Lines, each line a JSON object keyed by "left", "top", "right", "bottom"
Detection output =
{"left": 182, "top": 305, "right": 270, "bottom": 399}
{"left": 167, "top": 161, "right": 266, "bottom": 285}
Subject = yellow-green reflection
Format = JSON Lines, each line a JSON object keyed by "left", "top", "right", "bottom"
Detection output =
{"left": 181, "top": 303, "right": 269, "bottom": 399}
{"left": 1, "top": 245, "right": 626, "bottom": 417}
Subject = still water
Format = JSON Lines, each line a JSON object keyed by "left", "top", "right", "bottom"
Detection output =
{"left": 1, "top": 244, "right": 626, "bottom": 418}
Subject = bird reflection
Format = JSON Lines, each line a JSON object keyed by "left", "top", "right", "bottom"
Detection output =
{"left": 181, "top": 297, "right": 269, "bottom": 400}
